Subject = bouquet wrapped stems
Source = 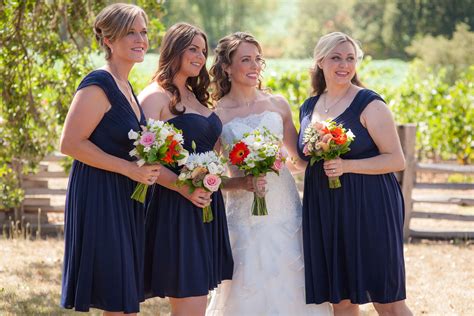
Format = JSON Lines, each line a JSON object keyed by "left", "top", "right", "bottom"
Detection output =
{"left": 328, "top": 176, "right": 341, "bottom": 189}
{"left": 131, "top": 183, "right": 149, "bottom": 203}
{"left": 202, "top": 205, "right": 214, "bottom": 223}
{"left": 251, "top": 176, "right": 268, "bottom": 216}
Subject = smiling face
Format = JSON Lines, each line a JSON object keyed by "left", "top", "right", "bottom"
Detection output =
{"left": 226, "top": 42, "right": 263, "bottom": 88}
{"left": 177, "top": 35, "right": 207, "bottom": 78}
{"left": 105, "top": 14, "right": 148, "bottom": 64}
{"left": 319, "top": 41, "right": 357, "bottom": 86}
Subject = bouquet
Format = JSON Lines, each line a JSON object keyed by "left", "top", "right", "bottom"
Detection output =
{"left": 302, "top": 119, "right": 355, "bottom": 189}
{"left": 128, "top": 118, "right": 188, "bottom": 203}
{"left": 228, "top": 127, "right": 286, "bottom": 216}
{"left": 176, "top": 149, "right": 227, "bottom": 223}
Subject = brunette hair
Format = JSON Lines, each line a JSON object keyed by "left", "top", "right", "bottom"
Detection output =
{"left": 210, "top": 32, "right": 264, "bottom": 101}
{"left": 310, "top": 32, "right": 364, "bottom": 95}
{"left": 152, "top": 23, "right": 211, "bottom": 115}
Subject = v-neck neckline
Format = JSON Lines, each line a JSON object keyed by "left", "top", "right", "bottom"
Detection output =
{"left": 309, "top": 89, "right": 365, "bottom": 123}
{"left": 99, "top": 70, "right": 144, "bottom": 124}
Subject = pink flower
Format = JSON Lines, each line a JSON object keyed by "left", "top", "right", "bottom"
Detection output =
{"left": 203, "top": 174, "right": 221, "bottom": 192}
{"left": 273, "top": 159, "right": 284, "bottom": 171}
{"left": 303, "top": 144, "right": 310, "bottom": 156}
{"left": 139, "top": 132, "right": 155, "bottom": 147}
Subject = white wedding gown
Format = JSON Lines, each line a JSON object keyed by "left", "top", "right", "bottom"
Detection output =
{"left": 206, "top": 111, "right": 332, "bottom": 316}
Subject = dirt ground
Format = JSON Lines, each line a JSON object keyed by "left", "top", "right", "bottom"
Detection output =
{"left": 0, "top": 238, "right": 472, "bottom": 315}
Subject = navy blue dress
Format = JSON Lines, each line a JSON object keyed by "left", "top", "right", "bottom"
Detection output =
{"left": 144, "top": 112, "right": 234, "bottom": 298}
{"left": 297, "top": 89, "right": 406, "bottom": 304}
{"left": 61, "top": 70, "right": 147, "bottom": 313}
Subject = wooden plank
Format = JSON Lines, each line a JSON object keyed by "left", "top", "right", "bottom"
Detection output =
{"left": 22, "top": 197, "right": 51, "bottom": 206}
{"left": 415, "top": 183, "right": 474, "bottom": 190}
{"left": 411, "top": 211, "right": 474, "bottom": 221}
{"left": 24, "top": 188, "right": 67, "bottom": 195}
{"left": 23, "top": 171, "right": 69, "bottom": 179}
{"left": 43, "top": 153, "right": 67, "bottom": 162}
{"left": 412, "top": 195, "right": 474, "bottom": 206}
{"left": 22, "top": 179, "right": 49, "bottom": 189}
{"left": 417, "top": 163, "right": 474, "bottom": 174}
{"left": 398, "top": 124, "right": 417, "bottom": 241}
{"left": 23, "top": 205, "right": 64, "bottom": 213}
{"left": 409, "top": 229, "right": 474, "bottom": 240}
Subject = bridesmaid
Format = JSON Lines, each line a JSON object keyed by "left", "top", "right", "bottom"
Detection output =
{"left": 60, "top": 3, "right": 160, "bottom": 314}
{"left": 297, "top": 32, "right": 413, "bottom": 315}
{"left": 138, "top": 23, "right": 233, "bottom": 316}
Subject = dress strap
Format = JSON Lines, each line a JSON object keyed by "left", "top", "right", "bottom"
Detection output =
{"left": 76, "top": 70, "right": 120, "bottom": 106}
{"left": 299, "top": 96, "right": 319, "bottom": 122}
{"left": 352, "top": 89, "right": 386, "bottom": 117}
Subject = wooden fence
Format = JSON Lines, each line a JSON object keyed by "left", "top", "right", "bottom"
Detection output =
{"left": 397, "top": 124, "right": 474, "bottom": 240}
{"left": 1, "top": 124, "right": 473, "bottom": 240}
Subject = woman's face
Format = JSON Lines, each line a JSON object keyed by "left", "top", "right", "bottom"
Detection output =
{"left": 178, "top": 35, "right": 207, "bottom": 78}
{"left": 319, "top": 41, "right": 357, "bottom": 86}
{"left": 107, "top": 15, "right": 148, "bottom": 63}
{"left": 226, "top": 42, "right": 263, "bottom": 88}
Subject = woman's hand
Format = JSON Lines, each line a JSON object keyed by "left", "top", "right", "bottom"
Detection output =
{"left": 242, "top": 175, "right": 267, "bottom": 192}
{"left": 181, "top": 187, "right": 212, "bottom": 208}
{"left": 125, "top": 162, "right": 161, "bottom": 185}
{"left": 323, "top": 158, "right": 345, "bottom": 177}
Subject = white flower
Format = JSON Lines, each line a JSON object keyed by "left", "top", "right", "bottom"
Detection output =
{"left": 177, "top": 151, "right": 189, "bottom": 166}
{"left": 129, "top": 148, "right": 137, "bottom": 157}
{"left": 143, "top": 146, "right": 151, "bottom": 153}
{"left": 128, "top": 129, "right": 139, "bottom": 140}
{"left": 136, "top": 159, "right": 146, "bottom": 167}
{"left": 178, "top": 172, "right": 187, "bottom": 181}
{"left": 208, "top": 162, "right": 219, "bottom": 174}
{"left": 347, "top": 130, "right": 355, "bottom": 139}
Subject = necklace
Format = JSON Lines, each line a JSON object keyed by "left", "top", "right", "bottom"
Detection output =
{"left": 322, "top": 86, "right": 351, "bottom": 113}
{"left": 228, "top": 95, "right": 257, "bottom": 108}
{"left": 108, "top": 68, "right": 134, "bottom": 105}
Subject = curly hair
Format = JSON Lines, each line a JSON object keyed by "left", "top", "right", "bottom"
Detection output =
{"left": 310, "top": 32, "right": 364, "bottom": 95}
{"left": 209, "top": 32, "right": 263, "bottom": 101}
{"left": 152, "top": 23, "right": 211, "bottom": 115}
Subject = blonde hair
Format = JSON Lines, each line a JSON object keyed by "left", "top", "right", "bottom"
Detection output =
{"left": 310, "top": 32, "right": 364, "bottom": 95}
{"left": 94, "top": 3, "right": 148, "bottom": 60}
{"left": 210, "top": 32, "right": 263, "bottom": 101}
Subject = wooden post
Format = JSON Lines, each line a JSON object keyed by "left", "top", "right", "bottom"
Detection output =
{"left": 397, "top": 124, "right": 417, "bottom": 241}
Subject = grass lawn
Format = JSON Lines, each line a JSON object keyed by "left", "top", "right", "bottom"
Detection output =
{"left": 0, "top": 238, "right": 472, "bottom": 315}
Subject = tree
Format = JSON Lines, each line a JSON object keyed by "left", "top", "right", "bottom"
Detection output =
{"left": 0, "top": 1, "right": 164, "bottom": 215}
{"left": 289, "top": 0, "right": 356, "bottom": 58}
{"left": 161, "top": 0, "right": 278, "bottom": 48}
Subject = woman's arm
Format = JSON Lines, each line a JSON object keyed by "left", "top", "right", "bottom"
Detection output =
{"left": 60, "top": 85, "right": 160, "bottom": 185}
{"left": 323, "top": 100, "right": 405, "bottom": 176}
{"left": 275, "top": 95, "right": 308, "bottom": 170}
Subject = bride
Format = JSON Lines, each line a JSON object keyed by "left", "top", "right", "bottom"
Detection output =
{"left": 206, "top": 32, "right": 332, "bottom": 315}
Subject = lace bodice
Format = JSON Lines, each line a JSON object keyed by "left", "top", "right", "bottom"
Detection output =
{"left": 220, "top": 111, "right": 301, "bottom": 226}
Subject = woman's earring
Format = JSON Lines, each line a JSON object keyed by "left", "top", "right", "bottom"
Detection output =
{"left": 227, "top": 73, "right": 232, "bottom": 82}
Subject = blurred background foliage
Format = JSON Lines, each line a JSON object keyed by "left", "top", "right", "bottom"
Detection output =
{"left": 0, "top": 0, "right": 473, "bottom": 209}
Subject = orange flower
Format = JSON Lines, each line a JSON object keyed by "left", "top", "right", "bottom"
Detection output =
{"left": 229, "top": 141, "right": 250, "bottom": 165}
{"left": 163, "top": 139, "right": 179, "bottom": 164}
{"left": 334, "top": 133, "right": 348, "bottom": 145}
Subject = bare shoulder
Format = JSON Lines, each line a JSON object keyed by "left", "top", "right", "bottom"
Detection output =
{"left": 138, "top": 83, "right": 171, "bottom": 119}
{"left": 74, "top": 84, "right": 110, "bottom": 111}
{"left": 267, "top": 93, "right": 292, "bottom": 119}
{"left": 363, "top": 98, "right": 393, "bottom": 117}
{"left": 138, "top": 82, "right": 170, "bottom": 106}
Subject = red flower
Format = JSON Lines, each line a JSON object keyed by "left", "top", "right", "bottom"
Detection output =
{"left": 330, "top": 127, "right": 343, "bottom": 138}
{"left": 333, "top": 133, "right": 347, "bottom": 145}
{"left": 229, "top": 141, "right": 250, "bottom": 165}
{"left": 163, "top": 139, "right": 179, "bottom": 164}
